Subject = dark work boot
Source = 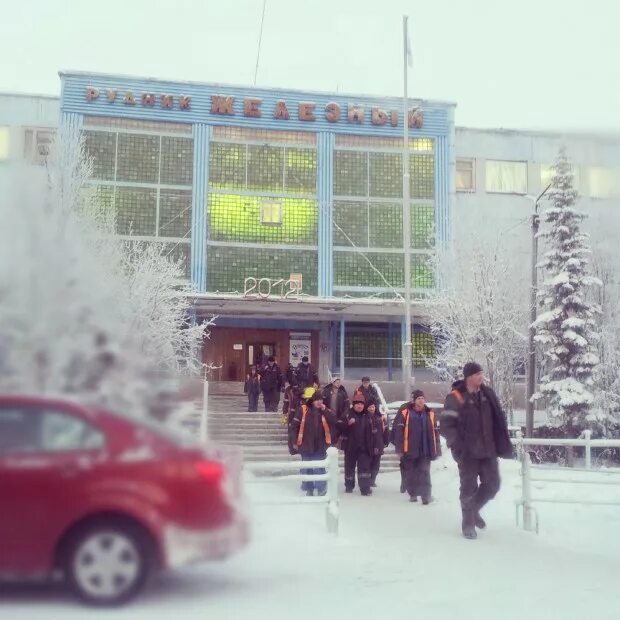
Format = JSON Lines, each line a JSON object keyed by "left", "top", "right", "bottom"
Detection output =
{"left": 409, "top": 495, "right": 418, "bottom": 503}
{"left": 462, "top": 509, "right": 477, "bottom": 539}
{"left": 422, "top": 496, "right": 432, "bottom": 505}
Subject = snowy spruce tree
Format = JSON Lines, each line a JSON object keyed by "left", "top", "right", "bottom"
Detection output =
{"left": 534, "top": 148, "right": 602, "bottom": 430}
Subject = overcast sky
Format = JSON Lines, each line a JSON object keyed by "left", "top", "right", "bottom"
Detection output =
{"left": 1, "top": 0, "right": 618, "bottom": 131}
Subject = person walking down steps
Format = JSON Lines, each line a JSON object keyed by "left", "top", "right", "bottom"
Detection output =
{"left": 244, "top": 365, "right": 261, "bottom": 412}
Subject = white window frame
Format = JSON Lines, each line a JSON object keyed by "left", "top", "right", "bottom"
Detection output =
{"left": 456, "top": 157, "right": 475, "bottom": 192}
{"left": 259, "top": 198, "right": 284, "bottom": 226}
{"left": 485, "top": 160, "right": 528, "bottom": 195}
{"left": 24, "top": 127, "right": 56, "bottom": 166}
{"left": 0, "top": 126, "right": 10, "bottom": 161}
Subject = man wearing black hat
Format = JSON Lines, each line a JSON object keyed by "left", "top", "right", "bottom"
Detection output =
{"left": 440, "top": 362, "right": 512, "bottom": 539}
{"left": 260, "top": 356, "right": 284, "bottom": 412}
{"left": 355, "top": 376, "right": 379, "bottom": 404}
{"left": 295, "top": 356, "right": 319, "bottom": 390}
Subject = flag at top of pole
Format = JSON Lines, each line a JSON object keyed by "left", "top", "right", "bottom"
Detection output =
{"left": 404, "top": 15, "right": 413, "bottom": 68}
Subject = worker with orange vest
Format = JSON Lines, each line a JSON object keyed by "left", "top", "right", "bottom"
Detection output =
{"left": 367, "top": 400, "right": 390, "bottom": 487}
{"left": 338, "top": 393, "right": 376, "bottom": 496}
{"left": 291, "top": 388, "right": 336, "bottom": 496}
{"left": 392, "top": 389, "right": 441, "bottom": 504}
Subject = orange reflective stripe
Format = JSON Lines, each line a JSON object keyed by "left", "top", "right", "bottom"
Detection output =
{"left": 296, "top": 405, "right": 309, "bottom": 446}
{"left": 322, "top": 415, "right": 332, "bottom": 445}
{"left": 429, "top": 409, "right": 437, "bottom": 455}
{"left": 451, "top": 389, "right": 464, "bottom": 404}
{"left": 403, "top": 410, "right": 410, "bottom": 453}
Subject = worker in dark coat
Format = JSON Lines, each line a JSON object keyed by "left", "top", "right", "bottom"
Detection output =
{"left": 392, "top": 389, "right": 440, "bottom": 505}
{"left": 260, "top": 356, "right": 284, "bottom": 412}
{"left": 244, "top": 365, "right": 261, "bottom": 412}
{"left": 367, "top": 400, "right": 390, "bottom": 487}
{"left": 295, "top": 356, "right": 319, "bottom": 390}
{"left": 338, "top": 393, "right": 374, "bottom": 496}
{"left": 291, "top": 388, "right": 336, "bottom": 496}
{"left": 354, "top": 376, "right": 380, "bottom": 404}
{"left": 440, "top": 362, "right": 513, "bottom": 539}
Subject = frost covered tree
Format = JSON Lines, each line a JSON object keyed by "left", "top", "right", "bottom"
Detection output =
{"left": 426, "top": 233, "right": 528, "bottom": 418}
{"left": 0, "top": 126, "right": 210, "bottom": 417}
{"left": 534, "top": 148, "right": 602, "bottom": 429}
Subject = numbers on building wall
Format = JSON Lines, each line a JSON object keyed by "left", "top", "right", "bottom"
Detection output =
{"left": 243, "top": 277, "right": 301, "bottom": 300}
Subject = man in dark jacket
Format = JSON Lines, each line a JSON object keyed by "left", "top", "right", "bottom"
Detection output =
{"left": 392, "top": 389, "right": 440, "bottom": 504}
{"left": 283, "top": 377, "right": 301, "bottom": 455}
{"left": 244, "top": 365, "right": 261, "bottom": 412}
{"left": 338, "top": 393, "right": 375, "bottom": 496}
{"left": 440, "top": 362, "right": 513, "bottom": 540}
{"left": 295, "top": 356, "right": 319, "bottom": 390}
{"left": 291, "top": 389, "right": 335, "bottom": 496}
{"left": 367, "top": 400, "right": 390, "bottom": 487}
{"left": 260, "top": 356, "right": 284, "bottom": 412}
{"left": 322, "top": 378, "right": 349, "bottom": 419}
{"left": 355, "top": 376, "right": 380, "bottom": 404}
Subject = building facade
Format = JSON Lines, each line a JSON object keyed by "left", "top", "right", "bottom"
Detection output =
{"left": 59, "top": 71, "right": 456, "bottom": 382}
{"left": 0, "top": 92, "right": 59, "bottom": 198}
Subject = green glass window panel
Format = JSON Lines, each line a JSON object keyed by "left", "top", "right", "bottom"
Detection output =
{"left": 159, "top": 189, "right": 192, "bottom": 238}
{"left": 411, "top": 254, "right": 435, "bottom": 288}
{"left": 333, "top": 201, "right": 367, "bottom": 247}
{"left": 84, "top": 130, "right": 116, "bottom": 180}
{"left": 208, "top": 194, "right": 318, "bottom": 244}
{"left": 117, "top": 134, "right": 159, "bottom": 184}
{"left": 369, "top": 152, "right": 402, "bottom": 198}
{"left": 334, "top": 252, "right": 404, "bottom": 288}
{"left": 247, "top": 145, "right": 284, "bottom": 192}
{"left": 334, "top": 151, "right": 368, "bottom": 196}
{"left": 91, "top": 184, "right": 115, "bottom": 215}
{"left": 411, "top": 204, "right": 435, "bottom": 249}
{"left": 206, "top": 246, "right": 318, "bottom": 295}
{"left": 410, "top": 155, "right": 435, "bottom": 199}
{"left": 369, "top": 202, "right": 403, "bottom": 248}
{"left": 160, "top": 136, "right": 193, "bottom": 185}
{"left": 413, "top": 331, "right": 436, "bottom": 367}
{"left": 285, "top": 148, "right": 316, "bottom": 194}
{"left": 115, "top": 187, "right": 157, "bottom": 236}
{"left": 208, "top": 143, "right": 246, "bottom": 190}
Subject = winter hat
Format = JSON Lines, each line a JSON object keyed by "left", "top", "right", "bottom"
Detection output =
{"left": 361, "top": 376, "right": 371, "bottom": 382}
{"left": 366, "top": 399, "right": 378, "bottom": 409}
{"left": 309, "top": 391, "right": 324, "bottom": 405}
{"left": 463, "top": 362, "right": 483, "bottom": 379}
{"left": 267, "top": 356, "right": 275, "bottom": 363}
{"left": 412, "top": 389, "right": 425, "bottom": 400}
{"left": 302, "top": 387, "right": 316, "bottom": 400}
{"left": 301, "top": 356, "right": 309, "bottom": 363}
{"left": 352, "top": 392, "right": 366, "bottom": 404}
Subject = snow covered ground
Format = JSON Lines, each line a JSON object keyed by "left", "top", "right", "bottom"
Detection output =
{"left": 2, "top": 455, "right": 620, "bottom": 619}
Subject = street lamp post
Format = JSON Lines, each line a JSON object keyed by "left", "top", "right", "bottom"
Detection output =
{"left": 525, "top": 183, "right": 551, "bottom": 437}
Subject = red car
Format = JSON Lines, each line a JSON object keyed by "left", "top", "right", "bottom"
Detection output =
{"left": 0, "top": 395, "right": 248, "bottom": 605}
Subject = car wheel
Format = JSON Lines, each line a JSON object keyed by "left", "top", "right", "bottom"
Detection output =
{"left": 64, "top": 522, "right": 151, "bottom": 606}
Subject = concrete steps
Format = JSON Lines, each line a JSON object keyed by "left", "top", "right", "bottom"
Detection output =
{"left": 181, "top": 396, "right": 402, "bottom": 474}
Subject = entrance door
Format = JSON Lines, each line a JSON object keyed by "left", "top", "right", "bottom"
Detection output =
{"left": 248, "top": 343, "right": 276, "bottom": 373}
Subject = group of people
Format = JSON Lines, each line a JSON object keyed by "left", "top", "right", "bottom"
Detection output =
{"left": 246, "top": 357, "right": 513, "bottom": 540}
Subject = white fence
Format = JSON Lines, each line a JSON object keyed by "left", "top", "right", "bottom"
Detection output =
{"left": 513, "top": 432, "right": 620, "bottom": 533}
{"left": 243, "top": 447, "right": 340, "bottom": 534}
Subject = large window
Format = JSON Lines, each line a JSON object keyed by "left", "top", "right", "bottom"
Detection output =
{"left": 24, "top": 127, "right": 55, "bottom": 165}
{"left": 588, "top": 167, "right": 619, "bottom": 199}
{"left": 456, "top": 158, "right": 475, "bottom": 191}
{"left": 540, "top": 164, "right": 580, "bottom": 191}
{"left": 206, "top": 127, "right": 319, "bottom": 293}
{"left": 0, "top": 126, "right": 9, "bottom": 160}
{"left": 485, "top": 160, "right": 527, "bottom": 194}
{"left": 83, "top": 118, "right": 192, "bottom": 277}
{"left": 332, "top": 136, "right": 435, "bottom": 295}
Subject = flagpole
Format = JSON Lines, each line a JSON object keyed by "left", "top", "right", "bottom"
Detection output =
{"left": 402, "top": 14, "right": 413, "bottom": 400}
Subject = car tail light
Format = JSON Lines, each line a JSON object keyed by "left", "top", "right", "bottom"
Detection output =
{"left": 195, "top": 460, "right": 225, "bottom": 484}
